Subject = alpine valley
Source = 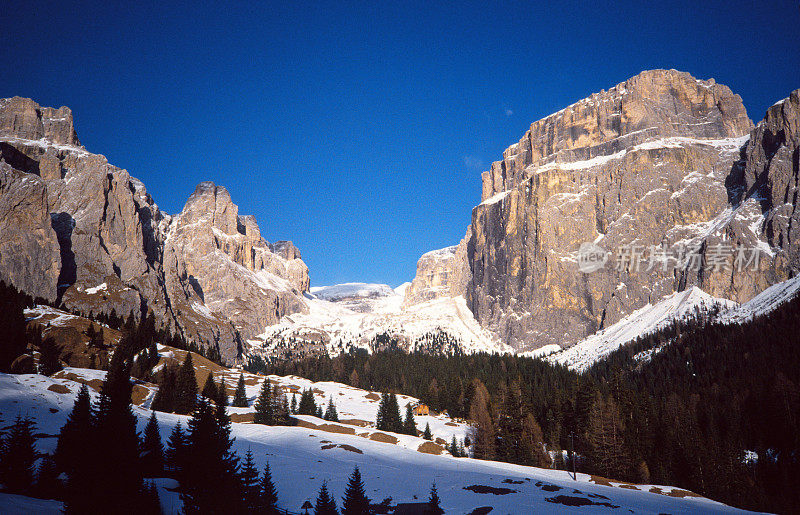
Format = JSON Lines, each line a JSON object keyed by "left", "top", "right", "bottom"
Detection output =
{"left": 1, "top": 68, "right": 799, "bottom": 514}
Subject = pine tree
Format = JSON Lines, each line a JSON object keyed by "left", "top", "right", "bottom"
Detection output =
{"left": 94, "top": 326, "right": 105, "bottom": 348}
{"left": 86, "top": 322, "right": 97, "bottom": 347}
{"left": 341, "top": 466, "right": 370, "bottom": 515}
{"left": 449, "top": 435, "right": 460, "bottom": 457}
{"left": 291, "top": 392, "right": 298, "bottom": 414}
{"left": 240, "top": 449, "right": 260, "bottom": 512}
{"left": 428, "top": 482, "right": 443, "bottom": 514}
{"left": 37, "top": 335, "right": 62, "bottom": 376}
{"left": 469, "top": 379, "right": 495, "bottom": 459}
{"left": 151, "top": 364, "right": 178, "bottom": 412}
{"left": 521, "top": 413, "right": 550, "bottom": 467}
{"left": 423, "top": 422, "right": 432, "bottom": 440}
{"left": 298, "top": 388, "right": 318, "bottom": 416}
{"left": 387, "top": 393, "right": 402, "bottom": 433}
{"left": 376, "top": 393, "right": 403, "bottom": 433}
{"left": 175, "top": 353, "right": 198, "bottom": 415}
{"left": 141, "top": 412, "right": 164, "bottom": 477}
{"left": 165, "top": 422, "right": 188, "bottom": 479}
{"left": 0, "top": 415, "right": 37, "bottom": 494}
{"left": 34, "top": 454, "right": 61, "bottom": 500}
{"left": 254, "top": 379, "right": 274, "bottom": 425}
{"left": 273, "top": 384, "right": 290, "bottom": 425}
{"left": 88, "top": 331, "right": 143, "bottom": 511}
{"left": 140, "top": 480, "right": 162, "bottom": 515}
{"left": 258, "top": 460, "right": 279, "bottom": 514}
{"left": 403, "top": 404, "right": 417, "bottom": 435}
{"left": 324, "top": 397, "right": 339, "bottom": 422}
{"left": 497, "top": 381, "right": 526, "bottom": 464}
{"left": 215, "top": 378, "right": 230, "bottom": 431}
{"left": 0, "top": 281, "right": 28, "bottom": 372}
{"left": 233, "top": 374, "right": 249, "bottom": 407}
{"left": 587, "top": 393, "right": 630, "bottom": 480}
{"left": 202, "top": 373, "right": 219, "bottom": 401}
{"left": 55, "top": 384, "right": 92, "bottom": 473}
{"left": 376, "top": 393, "right": 388, "bottom": 430}
{"left": 217, "top": 377, "right": 228, "bottom": 407}
{"left": 181, "top": 397, "right": 242, "bottom": 513}
{"left": 314, "top": 481, "right": 338, "bottom": 515}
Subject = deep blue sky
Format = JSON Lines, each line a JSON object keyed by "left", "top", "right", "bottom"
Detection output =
{"left": 4, "top": 1, "right": 798, "bottom": 287}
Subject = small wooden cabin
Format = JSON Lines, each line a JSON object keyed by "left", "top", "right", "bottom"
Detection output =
{"left": 412, "top": 403, "right": 429, "bottom": 416}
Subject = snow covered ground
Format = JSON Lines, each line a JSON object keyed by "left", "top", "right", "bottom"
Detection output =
{"left": 0, "top": 370, "right": 750, "bottom": 514}
{"left": 193, "top": 354, "right": 472, "bottom": 448}
{"left": 0, "top": 493, "right": 63, "bottom": 514}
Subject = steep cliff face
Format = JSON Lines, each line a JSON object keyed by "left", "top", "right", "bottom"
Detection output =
{"left": 0, "top": 97, "right": 309, "bottom": 360}
{"left": 164, "top": 181, "right": 309, "bottom": 346}
{"left": 741, "top": 91, "right": 800, "bottom": 270}
{"left": 465, "top": 70, "right": 798, "bottom": 352}
{"left": 403, "top": 229, "right": 470, "bottom": 306}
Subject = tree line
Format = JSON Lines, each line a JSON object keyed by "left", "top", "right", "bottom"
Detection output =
{"left": 255, "top": 301, "right": 800, "bottom": 513}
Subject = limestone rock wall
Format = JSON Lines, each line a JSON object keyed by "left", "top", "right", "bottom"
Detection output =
{"left": 0, "top": 98, "right": 310, "bottom": 361}
{"left": 466, "top": 70, "right": 798, "bottom": 352}
{"left": 404, "top": 229, "right": 471, "bottom": 306}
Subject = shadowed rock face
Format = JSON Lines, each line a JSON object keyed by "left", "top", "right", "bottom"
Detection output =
{"left": 460, "top": 70, "right": 799, "bottom": 351}
{"left": 0, "top": 98, "right": 309, "bottom": 361}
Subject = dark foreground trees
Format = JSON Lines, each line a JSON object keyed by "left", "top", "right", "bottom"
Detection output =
{"left": 341, "top": 466, "right": 370, "bottom": 515}
{"left": 181, "top": 397, "right": 241, "bottom": 513}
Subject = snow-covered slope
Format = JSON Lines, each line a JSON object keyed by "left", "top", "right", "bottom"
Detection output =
{"left": 250, "top": 285, "right": 510, "bottom": 356}
{"left": 0, "top": 493, "right": 63, "bottom": 514}
{"left": 544, "top": 288, "right": 736, "bottom": 372}
{"left": 716, "top": 275, "right": 800, "bottom": 324}
{"left": 0, "top": 369, "right": 750, "bottom": 514}
{"left": 544, "top": 274, "right": 800, "bottom": 372}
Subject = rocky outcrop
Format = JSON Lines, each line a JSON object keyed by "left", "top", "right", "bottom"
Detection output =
{"left": 404, "top": 229, "right": 470, "bottom": 306}
{"left": 741, "top": 91, "right": 800, "bottom": 271}
{"left": 466, "top": 70, "right": 799, "bottom": 352}
{"left": 480, "top": 70, "right": 753, "bottom": 201}
{"left": 164, "top": 181, "right": 309, "bottom": 346}
{"left": 0, "top": 97, "right": 80, "bottom": 146}
{"left": 0, "top": 97, "right": 310, "bottom": 361}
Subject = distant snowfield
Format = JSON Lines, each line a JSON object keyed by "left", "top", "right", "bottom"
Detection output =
{"left": 0, "top": 370, "right": 749, "bottom": 514}
{"left": 310, "top": 282, "right": 398, "bottom": 301}
{"left": 251, "top": 283, "right": 511, "bottom": 355}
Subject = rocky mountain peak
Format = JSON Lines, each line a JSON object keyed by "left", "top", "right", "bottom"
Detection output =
{"left": 483, "top": 69, "right": 753, "bottom": 201}
{"left": 180, "top": 181, "right": 240, "bottom": 235}
{"left": 0, "top": 96, "right": 81, "bottom": 147}
{"left": 462, "top": 71, "right": 799, "bottom": 352}
{"left": 0, "top": 97, "right": 312, "bottom": 361}
{"left": 403, "top": 228, "right": 471, "bottom": 307}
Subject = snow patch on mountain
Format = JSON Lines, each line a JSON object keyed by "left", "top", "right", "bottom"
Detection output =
{"left": 393, "top": 282, "right": 411, "bottom": 297}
